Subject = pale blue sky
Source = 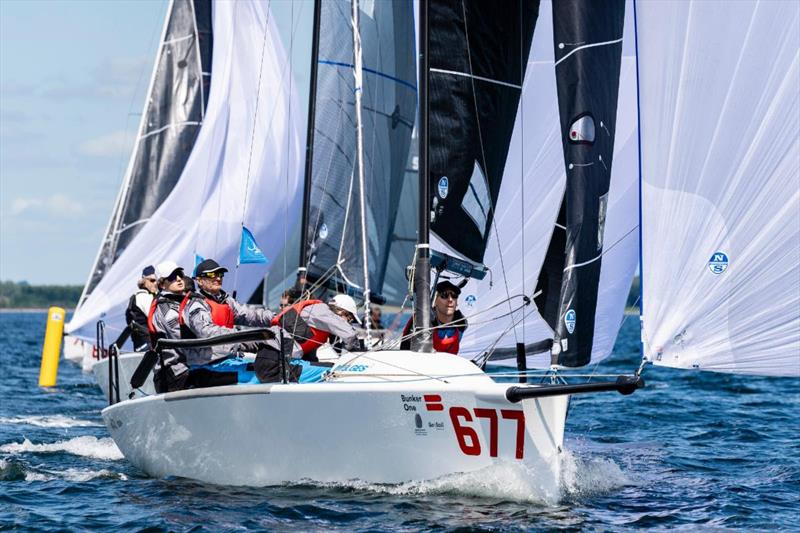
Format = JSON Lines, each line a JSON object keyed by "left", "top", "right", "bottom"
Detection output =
{"left": 0, "top": 0, "right": 312, "bottom": 285}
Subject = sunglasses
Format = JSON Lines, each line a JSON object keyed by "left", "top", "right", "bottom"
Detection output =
{"left": 439, "top": 291, "right": 459, "bottom": 300}
{"left": 166, "top": 272, "right": 184, "bottom": 282}
{"left": 200, "top": 271, "right": 224, "bottom": 279}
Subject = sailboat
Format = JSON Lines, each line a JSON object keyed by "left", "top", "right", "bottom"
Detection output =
{"left": 64, "top": 0, "right": 214, "bottom": 369}
{"left": 100, "top": 0, "right": 798, "bottom": 493}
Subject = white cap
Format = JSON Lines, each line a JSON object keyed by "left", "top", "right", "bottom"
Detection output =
{"left": 329, "top": 294, "right": 361, "bottom": 324}
{"left": 155, "top": 260, "right": 183, "bottom": 280}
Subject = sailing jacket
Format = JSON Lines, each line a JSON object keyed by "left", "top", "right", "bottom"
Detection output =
{"left": 146, "top": 291, "right": 189, "bottom": 378}
{"left": 125, "top": 289, "right": 154, "bottom": 351}
{"left": 179, "top": 289, "right": 275, "bottom": 366}
{"left": 400, "top": 310, "right": 468, "bottom": 354}
{"left": 272, "top": 300, "right": 360, "bottom": 359}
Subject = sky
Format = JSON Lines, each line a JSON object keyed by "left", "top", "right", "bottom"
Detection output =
{"left": 0, "top": 0, "right": 312, "bottom": 285}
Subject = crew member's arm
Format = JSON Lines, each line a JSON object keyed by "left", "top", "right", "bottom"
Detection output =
{"left": 302, "top": 304, "right": 360, "bottom": 350}
{"left": 227, "top": 297, "right": 274, "bottom": 326}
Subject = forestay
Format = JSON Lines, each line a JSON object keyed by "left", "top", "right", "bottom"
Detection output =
{"left": 77, "top": 0, "right": 213, "bottom": 309}
{"left": 428, "top": 0, "right": 639, "bottom": 369}
{"left": 304, "top": 0, "right": 416, "bottom": 300}
{"left": 68, "top": 0, "right": 303, "bottom": 343}
{"left": 638, "top": 0, "right": 800, "bottom": 377}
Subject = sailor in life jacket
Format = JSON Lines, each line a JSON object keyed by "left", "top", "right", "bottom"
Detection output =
{"left": 125, "top": 265, "right": 157, "bottom": 351}
{"left": 146, "top": 261, "right": 191, "bottom": 393}
{"left": 272, "top": 293, "right": 362, "bottom": 361}
{"left": 177, "top": 259, "right": 297, "bottom": 384}
{"left": 401, "top": 280, "right": 468, "bottom": 354}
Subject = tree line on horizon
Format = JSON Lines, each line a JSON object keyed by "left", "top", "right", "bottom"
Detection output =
{"left": 0, "top": 281, "right": 83, "bottom": 309}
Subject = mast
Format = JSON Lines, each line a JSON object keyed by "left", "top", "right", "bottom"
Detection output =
{"left": 351, "top": 0, "right": 371, "bottom": 338}
{"left": 411, "top": 0, "right": 432, "bottom": 352}
{"left": 298, "top": 0, "right": 322, "bottom": 285}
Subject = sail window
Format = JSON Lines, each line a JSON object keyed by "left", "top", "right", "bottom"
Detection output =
{"left": 597, "top": 193, "right": 608, "bottom": 251}
{"left": 461, "top": 160, "right": 491, "bottom": 238}
{"left": 569, "top": 114, "right": 595, "bottom": 144}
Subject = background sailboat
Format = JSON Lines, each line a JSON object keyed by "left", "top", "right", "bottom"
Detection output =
{"left": 67, "top": 0, "right": 304, "bottom": 349}
{"left": 65, "top": 0, "right": 214, "bottom": 362}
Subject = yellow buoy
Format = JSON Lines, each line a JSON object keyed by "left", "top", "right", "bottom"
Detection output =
{"left": 39, "top": 306, "right": 66, "bottom": 387}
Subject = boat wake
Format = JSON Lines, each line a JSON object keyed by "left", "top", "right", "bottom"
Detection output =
{"left": 0, "top": 436, "right": 123, "bottom": 461}
{"left": 560, "top": 449, "right": 631, "bottom": 499}
{"left": 289, "top": 452, "right": 630, "bottom": 505}
{"left": 0, "top": 415, "right": 102, "bottom": 429}
{"left": 0, "top": 458, "right": 127, "bottom": 482}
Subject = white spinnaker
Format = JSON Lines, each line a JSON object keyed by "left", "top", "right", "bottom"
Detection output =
{"left": 446, "top": 0, "right": 640, "bottom": 368}
{"left": 639, "top": 0, "right": 800, "bottom": 376}
{"left": 68, "top": 0, "right": 303, "bottom": 343}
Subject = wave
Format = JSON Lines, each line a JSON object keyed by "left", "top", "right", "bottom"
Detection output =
{"left": 0, "top": 459, "right": 127, "bottom": 482}
{"left": 0, "top": 415, "right": 102, "bottom": 429}
{"left": 0, "top": 436, "right": 123, "bottom": 461}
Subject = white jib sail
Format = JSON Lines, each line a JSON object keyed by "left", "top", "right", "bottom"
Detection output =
{"left": 452, "top": 0, "right": 640, "bottom": 369}
{"left": 639, "top": 0, "right": 800, "bottom": 377}
{"left": 68, "top": 0, "right": 303, "bottom": 343}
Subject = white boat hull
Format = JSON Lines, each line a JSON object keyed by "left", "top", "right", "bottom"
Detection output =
{"left": 102, "top": 351, "right": 569, "bottom": 491}
{"left": 93, "top": 352, "right": 152, "bottom": 401}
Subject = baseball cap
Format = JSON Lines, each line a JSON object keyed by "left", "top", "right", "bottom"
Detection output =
{"left": 194, "top": 258, "right": 228, "bottom": 277}
{"left": 155, "top": 260, "right": 183, "bottom": 280}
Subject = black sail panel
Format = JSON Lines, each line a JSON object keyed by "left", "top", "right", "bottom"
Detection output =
{"left": 541, "top": 0, "right": 625, "bottom": 367}
{"left": 305, "top": 0, "right": 416, "bottom": 297}
{"left": 428, "top": 0, "right": 538, "bottom": 264}
{"left": 82, "top": 0, "right": 213, "bottom": 300}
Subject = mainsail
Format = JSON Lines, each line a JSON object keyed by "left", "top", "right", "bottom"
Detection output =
{"left": 303, "top": 0, "right": 416, "bottom": 299}
{"left": 67, "top": 0, "right": 303, "bottom": 342}
{"left": 77, "top": 0, "right": 213, "bottom": 309}
{"left": 425, "top": 0, "right": 638, "bottom": 369}
{"left": 638, "top": 0, "right": 800, "bottom": 377}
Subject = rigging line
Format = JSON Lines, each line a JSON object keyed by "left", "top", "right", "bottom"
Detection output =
{"left": 233, "top": 0, "right": 273, "bottom": 295}
{"left": 282, "top": 0, "right": 300, "bottom": 302}
{"left": 563, "top": 225, "right": 639, "bottom": 273}
{"left": 459, "top": 0, "right": 520, "bottom": 346}
{"left": 519, "top": 0, "right": 525, "bottom": 347}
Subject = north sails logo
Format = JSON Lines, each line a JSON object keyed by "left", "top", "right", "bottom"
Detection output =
{"left": 564, "top": 309, "right": 576, "bottom": 334}
{"left": 437, "top": 176, "right": 449, "bottom": 199}
{"left": 708, "top": 251, "right": 728, "bottom": 274}
{"left": 464, "top": 294, "right": 476, "bottom": 308}
{"left": 319, "top": 223, "right": 328, "bottom": 240}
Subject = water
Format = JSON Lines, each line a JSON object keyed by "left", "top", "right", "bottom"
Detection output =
{"left": 1, "top": 312, "right": 798, "bottom": 531}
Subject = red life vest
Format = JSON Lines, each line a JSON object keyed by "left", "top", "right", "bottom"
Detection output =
{"left": 272, "top": 299, "right": 329, "bottom": 355}
{"left": 402, "top": 315, "right": 465, "bottom": 355}
{"left": 178, "top": 292, "right": 235, "bottom": 329}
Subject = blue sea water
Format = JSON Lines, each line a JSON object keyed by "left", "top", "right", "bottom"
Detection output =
{"left": 0, "top": 311, "right": 798, "bottom": 531}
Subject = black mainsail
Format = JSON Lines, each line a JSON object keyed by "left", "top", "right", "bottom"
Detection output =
{"left": 78, "top": 0, "right": 213, "bottom": 307}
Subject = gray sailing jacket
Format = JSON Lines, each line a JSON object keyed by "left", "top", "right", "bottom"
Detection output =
{"left": 149, "top": 291, "right": 189, "bottom": 378}
{"left": 181, "top": 290, "right": 278, "bottom": 366}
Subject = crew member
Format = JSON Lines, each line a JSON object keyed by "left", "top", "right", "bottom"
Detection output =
{"left": 125, "top": 265, "right": 157, "bottom": 351}
{"left": 400, "top": 280, "right": 468, "bottom": 354}
{"left": 180, "top": 258, "right": 291, "bottom": 386}
{"left": 146, "top": 261, "right": 190, "bottom": 392}
{"left": 272, "top": 293, "right": 361, "bottom": 361}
